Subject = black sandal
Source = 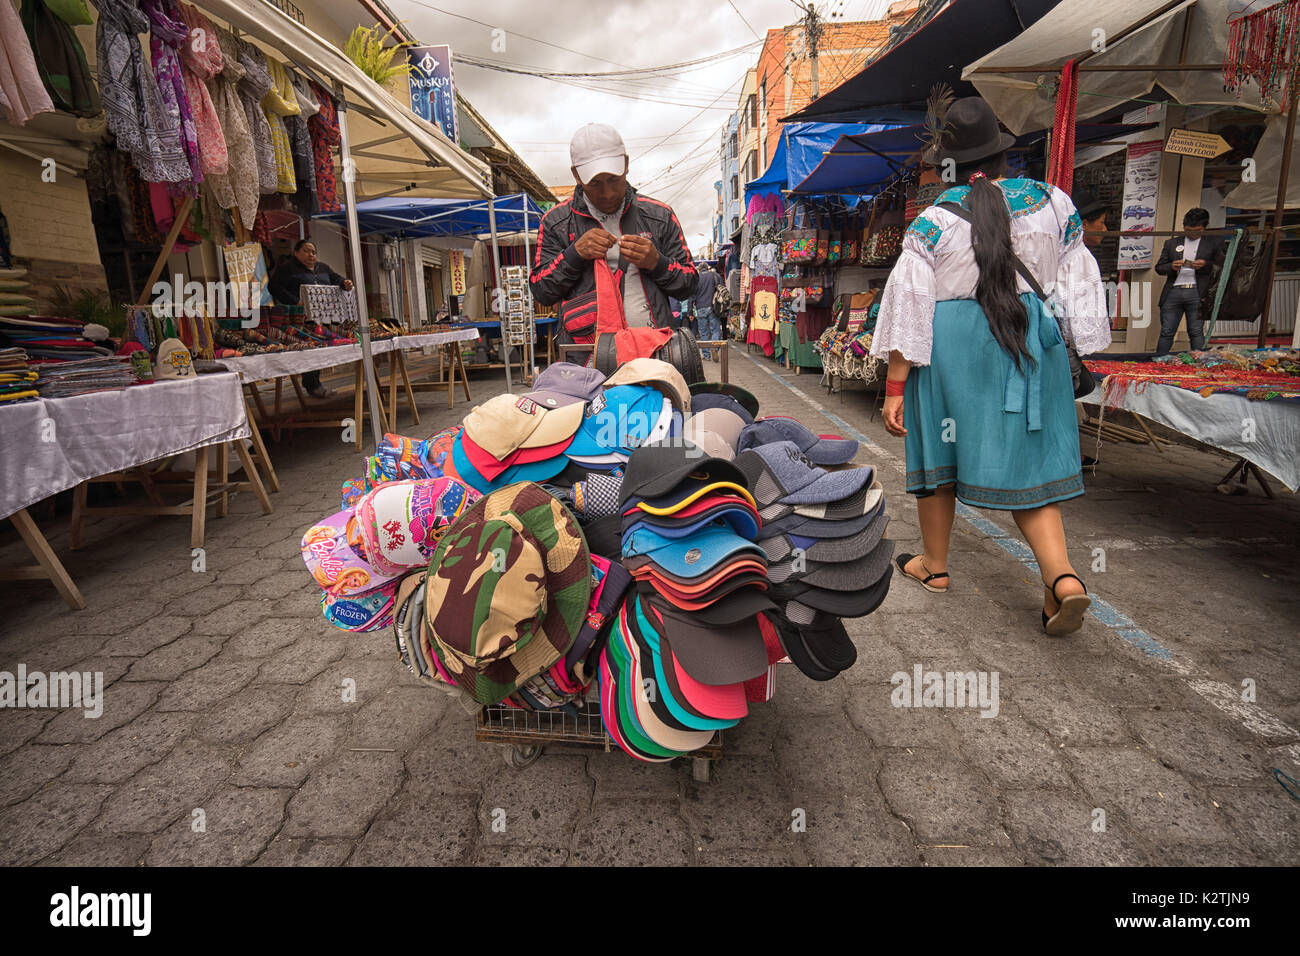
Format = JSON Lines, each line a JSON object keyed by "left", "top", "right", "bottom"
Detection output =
{"left": 1042, "top": 573, "right": 1091, "bottom": 636}
{"left": 896, "top": 553, "right": 949, "bottom": 593}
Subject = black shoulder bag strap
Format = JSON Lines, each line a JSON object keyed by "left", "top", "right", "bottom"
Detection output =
{"left": 937, "top": 200, "right": 1091, "bottom": 399}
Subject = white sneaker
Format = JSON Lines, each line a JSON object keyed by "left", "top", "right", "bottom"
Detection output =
{"left": 308, "top": 384, "right": 331, "bottom": 399}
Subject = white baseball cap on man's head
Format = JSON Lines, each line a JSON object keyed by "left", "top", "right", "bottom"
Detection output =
{"left": 570, "top": 123, "right": 627, "bottom": 183}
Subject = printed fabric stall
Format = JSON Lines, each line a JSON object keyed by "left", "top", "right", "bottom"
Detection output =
{"left": 297, "top": 360, "right": 894, "bottom": 778}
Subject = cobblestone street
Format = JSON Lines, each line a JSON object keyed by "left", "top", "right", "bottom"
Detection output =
{"left": 1, "top": 349, "right": 1297, "bottom": 866}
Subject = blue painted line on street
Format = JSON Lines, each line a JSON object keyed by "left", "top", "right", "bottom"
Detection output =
{"left": 738, "top": 348, "right": 1176, "bottom": 661}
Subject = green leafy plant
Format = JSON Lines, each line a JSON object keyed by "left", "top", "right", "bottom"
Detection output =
{"left": 49, "top": 285, "right": 127, "bottom": 339}
{"left": 345, "top": 24, "right": 413, "bottom": 86}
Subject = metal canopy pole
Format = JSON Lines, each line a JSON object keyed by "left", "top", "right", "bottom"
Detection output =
{"left": 522, "top": 196, "right": 534, "bottom": 377}
{"left": 336, "top": 88, "right": 386, "bottom": 451}
{"left": 487, "top": 194, "right": 509, "bottom": 393}
{"left": 1257, "top": 88, "right": 1299, "bottom": 348}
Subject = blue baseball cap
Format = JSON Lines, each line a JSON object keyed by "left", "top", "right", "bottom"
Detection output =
{"left": 565, "top": 385, "right": 666, "bottom": 459}
{"left": 626, "top": 508, "right": 760, "bottom": 541}
{"left": 621, "top": 523, "right": 765, "bottom": 577}
{"left": 451, "top": 432, "right": 492, "bottom": 494}
{"left": 496, "top": 454, "right": 569, "bottom": 486}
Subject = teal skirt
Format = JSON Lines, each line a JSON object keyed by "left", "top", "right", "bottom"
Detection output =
{"left": 904, "top": 293, "right": 1084, "bottom": 511}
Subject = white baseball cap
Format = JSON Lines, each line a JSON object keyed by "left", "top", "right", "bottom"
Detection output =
{"left": 570, "top": 123, "right": 627, "bottom": 183}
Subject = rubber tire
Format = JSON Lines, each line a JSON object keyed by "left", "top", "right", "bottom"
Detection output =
{"left": 655, "top": 328, "right": 705, "bottom": 385}
{"left": 594, "top": 332, "right": 619, "bottom": 376}
{"left": 504, "top": 744, "right": 542, "bottom": 769}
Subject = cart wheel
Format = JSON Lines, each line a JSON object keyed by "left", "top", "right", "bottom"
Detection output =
{"left": 504, "top": 744, "right": 541, "bottom": 769}
{"left": 691, "top": 756, "right": 711, "bottom": 783}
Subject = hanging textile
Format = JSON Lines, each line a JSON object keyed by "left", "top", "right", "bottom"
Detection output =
{"left": 20, "top": 0, "right": 99, "bottom": 118}
{"left": 258, "top": 55, "right": 300, "bottom": 194}
{"left": 175, "top": 1, "right": 227, "bottom": 177}
{"left": 125, "top": 156, "right": 165, "bottom": 244}
{"left": 308, "top": 79, "right": 341, "bottom": 214}
{"left": 141, "top": 0, "right": 203, "bottom": 187}
{"left": 286, "top": 74, "right": 318, "bottom": 217}
{"left": 193, "top": 12, "right": 255, "bottom": 232}
{"left": 235, "top": 37, "right": 277, "bottom": 196}
{"left": 1046, "top": 59, "right": 1078, "bottom": 194}
{"left": 0, "top": 0, "right": 54, "bottom": 125}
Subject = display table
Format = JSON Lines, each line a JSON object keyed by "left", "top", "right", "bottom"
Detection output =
{"left": 217, "top": 328, "right": 480, "bottom": 450}
{"left": 1079, "top": 377, "right": 1300, "bottom": 493}
{"left": 0, "top": 372, "right": 269, "bottom": 608}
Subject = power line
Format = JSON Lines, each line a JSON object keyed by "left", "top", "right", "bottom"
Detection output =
{"left": 726, "top": 0, "right": 763, "bottom": 40}
{"left": 629, "top": 75, "right": 745, "bottom": 163}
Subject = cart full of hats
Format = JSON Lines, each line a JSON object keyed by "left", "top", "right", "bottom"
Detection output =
{"left": 299, "top": 358, "right": 893, "bottom": 775}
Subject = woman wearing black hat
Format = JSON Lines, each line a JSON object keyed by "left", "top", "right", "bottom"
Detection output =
{"left": 871, "top": 97, "right": 1111, "bottom": 635}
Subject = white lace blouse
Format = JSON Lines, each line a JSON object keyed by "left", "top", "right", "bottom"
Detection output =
{"left": 870, "top": 178, "right": 1112, "bottom": 366}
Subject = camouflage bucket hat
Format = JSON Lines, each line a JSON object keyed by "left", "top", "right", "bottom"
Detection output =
{"left": 423, "top": 482, "right": 592, "bottom": 705}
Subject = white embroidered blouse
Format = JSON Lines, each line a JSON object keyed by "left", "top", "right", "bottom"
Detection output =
{"left": 870, "top": 178, "right": 1112, "bottom": 366}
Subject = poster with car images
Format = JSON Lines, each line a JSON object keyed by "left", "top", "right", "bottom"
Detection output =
{"left": 1118, "top": 140, "right": 1162, "bottom": 270}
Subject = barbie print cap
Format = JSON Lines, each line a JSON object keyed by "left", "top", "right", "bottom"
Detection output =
{"left": 571, "top": 124, "right": 627, "bottom": 183}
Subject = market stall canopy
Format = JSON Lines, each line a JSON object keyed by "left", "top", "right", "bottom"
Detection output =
{"left": 1224, "top": 113, "right": 1300, "bottom": 210}
{"left": 200, "top": 0, "right": 492, "bottom": 200}
{"left": 790, "top": 121, "right": 1158, "bottom": 195}
{"left": 964, "top": 0, "right": 1285, "bottom": 136}
{"left": 744, "top": 123, "right": 899, "bottom": 201}
{"left": 314, "top": 194, "right": 544, "bottom": 238}
{"left": 781, "top": 0, "right": 1065, "bottom": 123}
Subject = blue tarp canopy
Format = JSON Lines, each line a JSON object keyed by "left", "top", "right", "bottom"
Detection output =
{"left": 782, "top": 0, "right": 1065, "bottom": 123}
{"left": 314, "top": 193, "right": 544, "bottom": 238}
{"left": 743, "top": 121, "right": 915, "bottom": 202}
{"left": 785, "top": 121, "right": 1164, "bottom": 196}
{"left": 790, "top": 121, "right": 1160, "bottom": 195}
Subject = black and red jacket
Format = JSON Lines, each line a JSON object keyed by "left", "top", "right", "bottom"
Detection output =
{"left": 530, "top": 185, "right": 698, "bottom": 341}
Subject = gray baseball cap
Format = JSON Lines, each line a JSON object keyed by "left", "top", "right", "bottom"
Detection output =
{"left": 735, "top": 441, "right": 872, "bottom": 507}
{"left": 758, "top": 474, "right": 882, "bottom": 522}
{"left": 737, "top": 417, "right": 859, "bottom": 465}
{"left": 522, "top": 362, "right": 606, "bottom": 409}
{"left": 766, "top": 536, "right": 894, "bottom": 590}
{"left": 760, "top": 511, "right": 890, "bottom": 565}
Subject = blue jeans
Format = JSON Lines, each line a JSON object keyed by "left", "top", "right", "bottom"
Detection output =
{"left": 696, "top": 307, "right": 721, "bottom": 357}
{"left": 1157, "top": 286, "right": 1204, "bottom": 355}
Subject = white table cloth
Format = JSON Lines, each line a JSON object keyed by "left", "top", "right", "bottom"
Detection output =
{"left": 0, "top": 372, "right": 250, "bottom": 519}
{"left": 214, "top": 329, "right": 480, "bottom": 381}
{"left": 1081, "top": 380, "right": 1300, "bottom": 492}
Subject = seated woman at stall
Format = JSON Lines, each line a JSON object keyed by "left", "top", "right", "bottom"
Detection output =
{"left": 268, "top": 238, "right": 354, "bottom": 398}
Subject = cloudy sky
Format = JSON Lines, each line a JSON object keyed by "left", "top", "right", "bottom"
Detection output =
{"left": 388, "top": 0, "right": 895, "bottom": 253}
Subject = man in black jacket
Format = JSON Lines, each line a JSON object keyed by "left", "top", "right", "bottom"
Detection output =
{"left": 1154, "top": 208, "right": 1225, "bottom": 355}
{"left": 530, "top": 124, "right": 697, "bottom": 359}
{"left": 268, "top": 239, "right": 354, "bottom": 397}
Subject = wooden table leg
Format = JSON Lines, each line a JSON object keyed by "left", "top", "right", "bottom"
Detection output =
{"left": 216, "top": 441, "right": 229, "bottom": 518}
{"left": 397, "top": 350, "right": 420, "bottom": 427}
{"left": 134, "top": 466, "right": 165, "bottom": 507}
{"left": 191, "top": 444, "right": 209, "bottom": 550}
{"left": 233, "top": 439, "right": 274, "bottom": 514}
{"left": 445, "top": 345, "right": 455, "bottom": 409}
{"left": 456, "top": 349, "right": 472, "bottom": 404}
{"left": 243, "top": 398, "right": 280, "bottom": 493}
{"left": 353, "top": 362, "right": 364, "bottom": 452}
{"left": 290, "top": 373, "right": 309, "bottom": 412}
{"left": 387, "top": 352, "right": 399, "bottom": 431}
{"left": 8, "top": 508, "right": 85, "bottom": 610}
{"left": 721, "top": 342, "right": 729, "bottom": 384}
{"left": 70, "top": 481, "right": 88, "bottom": 551}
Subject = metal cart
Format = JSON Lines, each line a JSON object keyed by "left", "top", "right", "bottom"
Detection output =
{"left": 475, "top": 698, "right": 724, "bottom": 782}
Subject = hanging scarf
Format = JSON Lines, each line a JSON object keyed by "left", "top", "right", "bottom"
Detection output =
{"left": 20, "top": 0, "right": 99, "bottom": 118}
{"left": 1046, "top": 59, "right": 1078, "bottom": 194}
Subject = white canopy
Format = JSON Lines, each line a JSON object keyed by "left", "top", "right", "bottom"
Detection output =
{"left": 1224, "top": 113, "right": 1300, "bottom": 209}
{"left": 964, "top": 0, "right": 1283, "bottom": 136}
